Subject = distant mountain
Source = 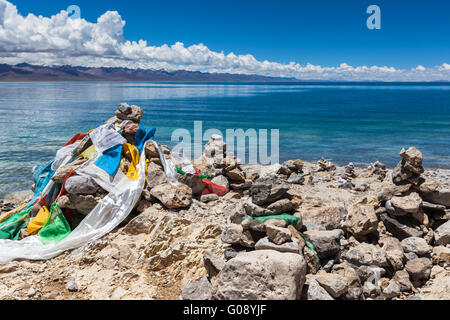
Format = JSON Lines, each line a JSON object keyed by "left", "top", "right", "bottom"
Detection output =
{"left": 0, "top": 63, "right": 296, "bottom": 82}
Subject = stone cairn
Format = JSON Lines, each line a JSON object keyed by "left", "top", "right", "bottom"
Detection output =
{"left": 184, "top": 147, "right": 450, "bottom": 300}
{"left": 2, "top": 102, "right": 449, "bottom": 300}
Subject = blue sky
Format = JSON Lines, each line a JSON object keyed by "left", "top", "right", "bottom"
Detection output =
{"left": 13, "top": 0, "right": 450, "bottom": 68}
{"left": 1, "top": 0, "right": 449, "bottom": 80}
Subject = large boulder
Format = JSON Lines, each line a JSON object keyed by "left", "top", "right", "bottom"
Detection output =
{"left": 150, "top": 183, "right": 192, "bottom": 209}
{"left": 213, "top": 250, "right": 306, "bottom": 300}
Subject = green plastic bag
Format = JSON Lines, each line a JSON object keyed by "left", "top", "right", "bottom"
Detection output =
{"left": 0, "top": 208, "right": 31, "bottom": 240}
{"left": 247, "top": 214, "right": 302, "bottom": 229}
{"left": 38, "top": 202, "right": 71, "bottom": 245}
{"left": 244, "top": 214, "right": 318, "bottom": 258}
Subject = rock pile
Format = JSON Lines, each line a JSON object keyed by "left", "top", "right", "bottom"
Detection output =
{"left": 181, "top": 147, "right": 450, "bottom": 300}
{"left": 1, "top": 104, "right": 449, "bottom": 300}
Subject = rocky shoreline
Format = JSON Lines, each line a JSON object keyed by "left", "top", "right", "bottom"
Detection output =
{"left": 0, "top": 104, "right": 449, "bottom": 300}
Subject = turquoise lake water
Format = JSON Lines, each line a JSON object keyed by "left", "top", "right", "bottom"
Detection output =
{"left": 0, "top": 82, "right": 449, "bottom": 197}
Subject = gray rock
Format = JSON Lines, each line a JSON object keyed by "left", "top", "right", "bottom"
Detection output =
{"left": 213, "top": 250, "right": 306, "bottom": 300}
{"left": 434, "top": 220, "right": 450, "bottom": 246}
{"left": 221, "top": 224, "right": 243, "bottom": 245}
{"left": 250, "top": 179, "right": 289, "bottom": 206}
{"left": 405, "top": 258, "right": 432, "bottom": 282}
{"left": 356, "top": 265, "right": 386, "bottom": 283}
{"left": 203, "top": 250, "right": 226, "bottom": 279}
{"left": 383, "top": 280, "right": 401, "bottom": 299}
{"left": 182, "top": 277, "right": 213, "bottom": 300}
{"left": 379, "top": 236, "right": 405, "bottom": 270}
{"left": 146, "top": 162, "right": 168, "bottom": 190}
{"left": 266, "top": 198, "right": 294, "bottom": 214}
{"left": 393, "top": 270, "right": 413, "bottom": 292}
{"left": 304, "top": 229, "right": 343, "bottom": 259}
{"left": 66, "top": 281, "right": 79, "bottom": 292}
{"left": 265, "top": 225, "right": 292, "bottom": 245}
{"left": 27, "top": 287, "right": 36, "bottom": 298}
{"left": 391, "top": 192, "right": 422, "bottom": 215}
{"left": 200, "top": 194, "right": 219, "bottom": 203}
{"left": 299, "top": 206, "right": 347, "bottom": 231}
{"left": 363, "top": 280, "right": 382, "bottom": 299}
{"left": 380, "top": 213, "right": 423, "bottom": 240}
{"left": 344, "top": 204, "right": 378, "bottom": 237}
{"left": 211, "top": 175, "right": 229, "bottom": 190}
{"left": 422, "top": 189, "right": 450, "bottom": 207}
{"left": 255, "top": 237, "right": 301, "bottom": 254}
{"left": 400, "top": 237, "right": 432, "bottom": 256}
{"left": 65, "top": 176, "right": 99, "bottom": 195}
{"left": 115, "top": 104, "right": 144, "bottom": 122}
{"left": 287, "top": 174, "right": 305, "bottom": 185}
{"left": 306, "top": 279, "right": 334, "bottom": 300}
{"left": 405, "top": 252, "right": 419, "bottom": 261}
{"left": 314, "top": 271, "right": 348, "bottom": 298}
{"left": 150, "top": 183, "right": 192, "bottom": 209}
{"left": 179, "top": 174, "right": 206, "bottom": 196}
{"left": 342, "top": 243, "right": 388, "bottom": 267}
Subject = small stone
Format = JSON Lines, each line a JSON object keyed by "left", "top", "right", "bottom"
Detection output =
{"left": 67, "top": 281, "right": 79, "bottom": 292}
{"left": 434, "top": 220, "right": 450, "bottom": 246}
{"left": 182, "top": 277, "right": 213, "bottom": 300}
{"left": 211, "top": 175, "right": 229, "bottom": 190}
{"left": 306, "top": 279, "right": 334, "bottom": 300}
{"left": 150, "top": 183, "right": 192, "bottom": 209}
{"left": 203, "top": 250, "right": 225, "bottom": 279}
{"left": 265, "top": 225, "right": 292, "bottom": 245}
{"left": 314, "top": 271, "right": 348, "bottom": 298}
{"left": 432, "top": 246, "right": 450, "bottom": 266}
{"left": 255, "top": 237, "right": 301, "bottom": 254}
{"left": 405, "top": 258, "right": 432, "bottom": 282}
{"left": 27, "top": 287, "right": 36, "bottom": 297}
{"left": 226, "top": 169, "right": 246, "bottom": 183}
{"left": 342, "top": 243, "right": 388, "bottom": 267}
{"left": 393, "top": 270, "right": 413, "bottom": 292}
{"left": 200, "top": 194, "right": 219, "bottom": 203}
{"left": 391, "top": 192, "right": 422, "bottom": 215}
{"left": 304, "top": 229, "right": 343, "bottom": 259}
{"left": 383, "top": 280, "right": 401, "bottom": 299}
{"left": 344, "top": 204, "right": 378, "bottom": 237}
{"left": 266, "top": 198, "right": 295, "bottom": 214}
{"left": 400, "top": 237, "right": 432, "bottom": 256}
{"left": 299, "top": 206, "right": 347, "bottom": 231}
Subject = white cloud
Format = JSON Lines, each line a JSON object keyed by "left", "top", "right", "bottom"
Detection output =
{"left": 0, "top": 0, "right": 449, "bottom": 81}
